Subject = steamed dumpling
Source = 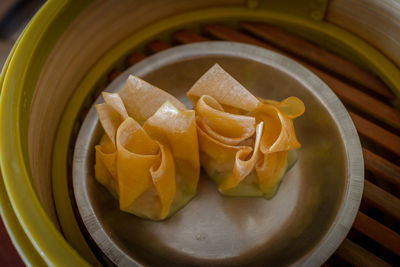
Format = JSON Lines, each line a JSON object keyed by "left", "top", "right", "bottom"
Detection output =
{"left": 188, "top": 64, "right": 304, "bottom": 198}
{"left": 95, "top": 75, "right": 199, "bottom": 220}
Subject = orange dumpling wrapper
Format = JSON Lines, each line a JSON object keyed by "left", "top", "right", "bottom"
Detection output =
{"left": 94, "top": 75, "right": 199, "bottom": 220}
{"left": 187, "top": 64, "right": 305, "bottom": 198}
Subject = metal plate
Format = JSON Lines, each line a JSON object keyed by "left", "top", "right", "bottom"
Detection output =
{"left": 73, "top": 42, "right": 363, "bottom": 266}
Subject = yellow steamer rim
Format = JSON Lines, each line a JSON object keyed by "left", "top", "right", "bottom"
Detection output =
{"left": 0, "top": 0, "right": 399, "bottom": 266}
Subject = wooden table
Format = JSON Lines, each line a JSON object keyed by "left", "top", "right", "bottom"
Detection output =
{"left": 0, "top": 217, "right": 24, "bottom": 266}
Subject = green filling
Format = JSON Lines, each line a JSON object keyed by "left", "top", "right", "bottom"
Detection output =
{"left": 128, "top": 186, "right": 195, "bottom": 221}
{"left": 205, "top": 150, "right": 298, "bottom": 199}
{"left": 99, "top": 163, "right": 197, "bottom": 221}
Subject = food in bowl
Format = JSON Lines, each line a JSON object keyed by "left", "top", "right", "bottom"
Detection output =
{"left": 94, "top": 64, "right": 304, "bottom": 220}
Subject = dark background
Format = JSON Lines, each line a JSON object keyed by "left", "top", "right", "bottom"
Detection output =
{"left": 0, "top": 1, "right": 45, "bottom": 266}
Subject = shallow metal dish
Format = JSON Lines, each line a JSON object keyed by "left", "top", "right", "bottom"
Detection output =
{"left": 73, "top": 42, "right": 363, "bottom": 266}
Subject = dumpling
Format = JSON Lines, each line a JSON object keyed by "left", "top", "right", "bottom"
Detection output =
{"left": 187, "top": 64, "right": 304, "bottom": 199}
{"left": 94, "top": 75, "right": 199, "bottom": 220}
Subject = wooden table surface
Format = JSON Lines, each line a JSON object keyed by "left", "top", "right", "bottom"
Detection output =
{"left": 0, "top": 217, "right": 24, "bottom": 266}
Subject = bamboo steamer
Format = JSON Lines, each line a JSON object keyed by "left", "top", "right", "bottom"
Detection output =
{"left": 0, "top": 0, "right": 399, "bottom": 266}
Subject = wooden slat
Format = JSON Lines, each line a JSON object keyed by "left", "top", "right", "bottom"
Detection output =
{"left": 173, "top": 29, "right": 210, "bottom": 44}
{"left": 107, "top": 69, "right": 121, "bottom": 82}
{"left": 173, "top": 30, "right": 209, "bottom": 43}
{"left": 308, "top": 68, "right": 400, "bottom": 131}
{"left": 240, "top": 22, "right": 394, "bottom": 100}
{"left": 349, "top": 112, "right": 400, "bottom": 157}
{"left": 204, "top": 24, "right": 269, "bottom": 48}
{"left": 353, "top": 211, "right": 400, "bottom": 255}
{"left": 126, "top": 52, "right": 146, "bottom": 66}
{"left": 204, "top": 24, "right": 400, "bottom": 131}
{"left": 147, "top": 40, "right": 171, "bottom": 53}
{"left": 335, "top": 239, "right": 391, "bottom": 267}
{"left": 363, "top": 180, "right": 400, "bottom": 221}
{"left": 363, "top": 148, "right": 400, "bottom": 187}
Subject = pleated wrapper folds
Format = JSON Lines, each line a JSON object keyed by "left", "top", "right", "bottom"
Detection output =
{"left": 94, "top": 63, "right": 305, "bottom": 221}
{"left": 187, "top": 64, "right": 305, "bottom": 198}
{"left": 95, "top": 75, "right": 200, "bottom": 220}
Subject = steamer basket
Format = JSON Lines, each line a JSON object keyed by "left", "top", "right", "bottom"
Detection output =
{"left": 0, "top": 0, "right": 399, "bottom": 266}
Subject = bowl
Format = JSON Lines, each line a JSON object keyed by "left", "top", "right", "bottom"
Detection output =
{"left": 73, "top": 42, "right": 363, "bottom": 266}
